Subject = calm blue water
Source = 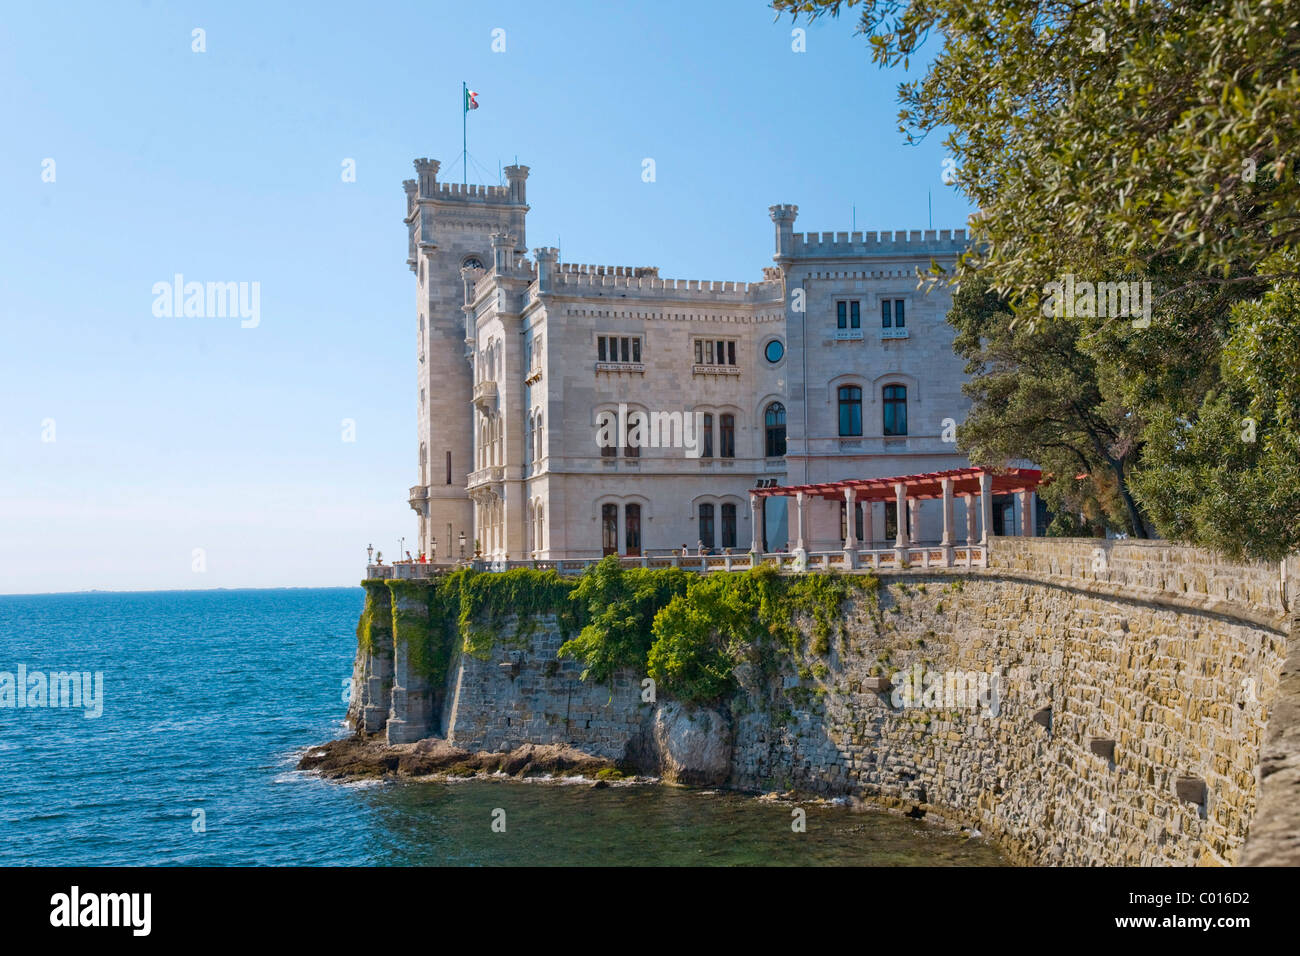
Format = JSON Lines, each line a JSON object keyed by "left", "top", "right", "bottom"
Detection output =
{"left": 0, "top": 589, "right": 1004, "bottom": 866}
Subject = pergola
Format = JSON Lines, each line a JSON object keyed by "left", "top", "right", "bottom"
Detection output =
{"left": 749, "top": 466, "right": 1043, "bottom": 569}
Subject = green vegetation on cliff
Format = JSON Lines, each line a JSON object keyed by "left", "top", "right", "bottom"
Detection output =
{"left": 562, "top": 558, "right": 877, "bottom": 705}
{"left": 358, "top": 560, "right": 878, "bottom": 706}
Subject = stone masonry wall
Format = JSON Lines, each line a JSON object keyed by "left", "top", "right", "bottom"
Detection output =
{"left": 730, "top": 571, "right": 1287, "bottom": 865}
{"left": 440, "top": 617, "right": 648, "bottom": 760}
{"left": 345, "top": 539, "right": 1294, "bottom": 865}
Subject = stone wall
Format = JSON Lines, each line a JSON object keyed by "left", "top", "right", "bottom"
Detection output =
{"left": 729, "top": 571, "right": 1287, "bottom": 865}
{"left": 440, "top": 617, "right": 647, "bottom": 759}
{"left": 345, "top": 538, "right": 1296, "bottom": 866}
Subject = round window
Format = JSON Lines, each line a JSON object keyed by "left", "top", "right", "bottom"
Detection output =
{"left": 764, "top": 339, "right": 785, "bottom": 364}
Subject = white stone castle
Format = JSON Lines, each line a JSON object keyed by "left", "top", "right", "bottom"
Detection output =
{"left": 403, "top": 157, "right": 983, "bottom": 562}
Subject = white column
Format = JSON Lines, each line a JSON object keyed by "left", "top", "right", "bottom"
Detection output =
{"left": 964, "top": 494, "right": 977, "bottom": 545}
{"left": 894, "top": 482, "right": 909, "bottom": 547}
{"left": 795, "top": 492, "right": 807, "bottom": 552}
{"left": 750, "top": 494, "right": 763, "bottom": 553}
{"left": 1019, "top": 490, "right": 1035, "bottom": 537}
{"left": 843, "top": 488, "right": 857, "bottom": 550}
{"left": 843, "top": 488, "right": 859, "bottom": 569}
{"left": 979, "top": 471, "right": 993, "bottom": 546}
{"left": 941, "top": 477, "right": 954, "bottom": 546}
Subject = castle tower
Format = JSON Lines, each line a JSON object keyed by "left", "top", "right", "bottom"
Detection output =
{"left": 404, "top": 158, "right": 529, "bottom": 559}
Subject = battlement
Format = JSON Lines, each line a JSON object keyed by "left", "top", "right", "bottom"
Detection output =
{"left": 556, "top": 263, "right": 660, "bottom": 278}
{"left": 548, "top": 270, "right": 781, "bottom": 301}
{"left": 410, "top": 157, "right": 528, "bottom": 205}
{"left": 789, "top": 229, "right": 968, "bottom": 257}
{"left": 434, "top": 181, "right": 514, "bottom": 201}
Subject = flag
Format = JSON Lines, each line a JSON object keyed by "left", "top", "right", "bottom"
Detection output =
{"left": 464, "top": 88, "right": 479, "bottom": 112}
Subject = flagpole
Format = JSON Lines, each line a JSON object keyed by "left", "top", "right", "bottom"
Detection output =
{"left": 462, "top": 81, "right": 467, "bottom": 186}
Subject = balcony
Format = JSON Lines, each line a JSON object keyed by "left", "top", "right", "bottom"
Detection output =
{"left": 881, "top": 327, "right": 909, "bottom": 340}
{"left": 472, "top": 379, "right": 497, "bottom": 411}
{"left": 691, "top": 364, "right": 741, "bottom": 376}
{"left": 833, "top": 328, "right": 864, "bottom": 341}
{"left": 467, "top": 465, "right": 504, "bottom": 488}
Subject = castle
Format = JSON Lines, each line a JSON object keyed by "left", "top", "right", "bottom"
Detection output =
{"left": 402, "top": 157, "right": 987, "bottom": 562}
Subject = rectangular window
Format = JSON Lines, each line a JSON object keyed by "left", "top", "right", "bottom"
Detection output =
{"left": 840, "top": 501, "right": 865, "bottom": 542}
{"left": 693, "top": 337, "right": 739, "bottom": 368}
{"left": 597, "top": 335, "right": 642, "bottom": 364}
{"left": 720, "top": 414, "right": 735, "bottom": 458}
{"left": 894, "top": 299, "right": 906, "bottom": 328}
{"left": 882, "top": 300, "right": 892, "bottom": 328}
{"left": 721, "top": 503, "right": 737, "bottom": 549}
{"left": 445, "top": 451, "right": 452, "bottom": 485}
{"left": 698, "top": 504, "right": 715, "bottom": 551}
{"left": 850, "top": 301, "right": 860, "bottom": 329}
{"left": 837, "top": 301, "right": 847, "bottom": 329}
{"left": 702, "top": 413, "right": 714, "bottom": 458}
{"left": 602, "top": 504, "right": 618, "bottom": 556}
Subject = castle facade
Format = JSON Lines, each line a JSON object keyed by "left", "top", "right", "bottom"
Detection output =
{"left": 403, "top": 158, "right": 976, "bottom": 561}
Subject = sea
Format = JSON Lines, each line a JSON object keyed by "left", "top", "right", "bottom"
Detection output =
{"left": 0, "top": 588, "right": 1005, "bottom": 866}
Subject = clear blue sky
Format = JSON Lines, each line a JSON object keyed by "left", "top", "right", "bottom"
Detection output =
{"left": 0, "top": 0, "right": 973, "bottom": 593}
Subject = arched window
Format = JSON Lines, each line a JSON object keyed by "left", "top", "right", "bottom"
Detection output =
{"left": 838, "top": 385, "right": 863, "bottom": 436}
{"left": 764, "top": 402, "right": 786, "bottom": 457}
{"left": 883, "top": 384, "right": 908, "bottom": 436}
{"left": 419, "top": 442, "right": 427, "bottom": 485}
{"left": 525, "top": 413, "right": 534, "bottom": 464}
{"left": 525, "top": 500, "right": 534, "bottom": 553}
{"left": 534, "top": 410, "right": 543, "bottom": 463}
{"left": 536, "top": 501, "right": 544, "bottom": 552}
{"left": 720, "top": 414, "right": 735, "bottom": 458}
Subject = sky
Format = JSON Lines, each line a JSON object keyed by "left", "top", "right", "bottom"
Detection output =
{"left": 0, "top": 0, "right": 975, "bottom": 594}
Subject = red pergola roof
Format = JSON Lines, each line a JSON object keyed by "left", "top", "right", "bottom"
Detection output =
{"left": 752, "top": 466, "right": 1043, "bottom": 502}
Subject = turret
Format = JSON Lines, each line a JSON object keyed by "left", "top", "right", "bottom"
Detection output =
{"left": 503, "top": 164, "right": 529, "bottom": 205}
{"left": 533, "top": 247, "right": 558, "bottom": 293}
{"left": 769, "top": 204, "right": 799, "bottom": 259}
{"left": 415, "top": 158, "right": 440, "bottom": 198}
{"left": 491, "top": 233, "right": 516, "bottom": 274}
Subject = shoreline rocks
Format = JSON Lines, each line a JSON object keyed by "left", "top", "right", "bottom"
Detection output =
{"left": 298, "top": 734, "right": 627, "bottom": 782}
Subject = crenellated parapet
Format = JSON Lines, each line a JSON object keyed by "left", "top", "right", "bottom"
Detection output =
{"left": 548, "top": 270, "right": 782, "bottom": 302}
{"left": 556, "top": 263, "right": 660, "bottom": 278}
{"left": 790, "top": 229, "right": 969, "bottom": 257}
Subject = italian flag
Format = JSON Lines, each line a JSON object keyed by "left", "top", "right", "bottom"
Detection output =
{"left": 464, "top": 88, "right": 479, "bottom": 111}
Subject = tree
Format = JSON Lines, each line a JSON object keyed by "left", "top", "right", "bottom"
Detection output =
{"left": 776, "top": 0, "right": 1300, "bottom": 556}
{"left": 946, "top": 281, "right": 1150, "bottom": 536}
{"left": 772, "top": 0, "right": 1300, "bottom": 301}
{"left": 1129, "top": 256, "right": 1300, "bottom": 560}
